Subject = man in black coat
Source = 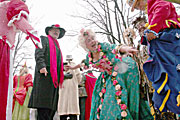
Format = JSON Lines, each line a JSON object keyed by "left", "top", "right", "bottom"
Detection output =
{"left": 28, "top": 24, "right": 66, "bottom": 120}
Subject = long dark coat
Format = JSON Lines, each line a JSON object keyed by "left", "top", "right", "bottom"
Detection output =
{"left": 28, "top": 36, "right": 62, "bottom": 111}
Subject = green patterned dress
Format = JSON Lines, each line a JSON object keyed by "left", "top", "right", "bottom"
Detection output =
{"left": 83, "top": 42, "right": 153, "bottom": 120}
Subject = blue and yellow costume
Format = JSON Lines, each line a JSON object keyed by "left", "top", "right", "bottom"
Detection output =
{"left": 141, "top": 0, "right": 180, "bottom": 114}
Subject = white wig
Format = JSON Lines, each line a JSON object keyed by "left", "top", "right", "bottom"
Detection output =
{"left": 78, "top": 28, "right": 96, "bottom": 52}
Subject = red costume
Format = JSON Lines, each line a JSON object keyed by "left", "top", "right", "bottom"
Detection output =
{"left": 0, "top": 0, "right": 40, "bottom": 119}
{"left": 85, "top": 72, "right": 97, "bottom": 120}
{"left": 146, "top": 0, "right": 180, "bottom": 33}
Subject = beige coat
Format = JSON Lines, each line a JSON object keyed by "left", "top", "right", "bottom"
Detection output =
{"left": 58, "top": 62, "right": 81, "bottom": 115}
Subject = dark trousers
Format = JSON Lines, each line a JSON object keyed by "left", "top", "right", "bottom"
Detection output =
{"left": 79, "top": 97, "right": 87, "bottom": 120}
{"left": 60, "top": 115, "right": 77, "bottom": 120}
{"left": 37, "top": 108, "right": 56, "bottom": 120}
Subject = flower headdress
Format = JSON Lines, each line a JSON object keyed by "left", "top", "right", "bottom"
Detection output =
{"left": 80, "top": 28, "right": 90, "bottom": 37}
{"left": 19, "top": 62, "right": 28, "bottom": 76}
{"left": 22, "top": 62, "right": 27, "bottom": 68}
{"left": 78, "top": 28, "right": 96, "bottom": 52}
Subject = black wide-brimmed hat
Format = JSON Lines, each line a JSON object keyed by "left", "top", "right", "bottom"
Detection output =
{"left": 45, "top": 24, "right": 66, "bottom": 39}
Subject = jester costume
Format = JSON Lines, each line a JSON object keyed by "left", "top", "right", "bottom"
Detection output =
{"left": 83, "top": 42, "right": 153, "bottom": 120}
{"left": 0, "top": 0, "right": 40, "bottom": 119}
{"left": 141, "top": 0, "right": 180, "bottom": 114}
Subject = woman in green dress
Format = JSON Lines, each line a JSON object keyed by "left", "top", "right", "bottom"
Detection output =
{"left": 66, "top": 29, "right": 153, "bottom": 120}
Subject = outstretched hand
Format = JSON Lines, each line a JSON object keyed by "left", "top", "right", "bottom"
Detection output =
{"left": 64, "top": 65, "right": 73, "bottom": 71}
{"left": 120, "top": 46, "right": 138, "bottom": 56}
{"left": 64, "top": 64, "right": 81, "bottom": 71}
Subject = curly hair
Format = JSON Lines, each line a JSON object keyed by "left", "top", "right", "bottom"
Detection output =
{"left": 132, "top": 16, "right": 147, "bottom": 28}
{"left": 78, "top": 28, "right": 96, "bottom": 52}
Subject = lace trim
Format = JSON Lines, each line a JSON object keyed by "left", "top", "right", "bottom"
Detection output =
{"left": 7, "top": 10, "right": 29, "bottom": 27}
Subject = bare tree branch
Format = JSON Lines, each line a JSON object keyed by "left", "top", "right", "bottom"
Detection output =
{"left": 113, "top": 0, "right": 127, "bottom": 29}
{"left": 105, "top": 0, "right": 115, "bottom": 43}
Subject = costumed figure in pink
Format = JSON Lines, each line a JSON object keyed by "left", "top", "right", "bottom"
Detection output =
{"left": 0, "top": 0, "right": 41, "bottom": 119}
{"left": 12, "top": 63, "right": 33, "bottom": 120}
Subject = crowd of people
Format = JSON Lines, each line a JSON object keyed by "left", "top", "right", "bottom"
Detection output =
{"left": 0, "top": 0, "right": 180, "bottom": 120}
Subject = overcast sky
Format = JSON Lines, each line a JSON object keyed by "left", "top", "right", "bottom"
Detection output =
{"left": 12, "top": 0, "right": 96, "bottom": 76}
{"left": 14, "top": 0, "right": 108, "bottom": 76}
{"left": 25, "top": 0, "right": 109, "bottom": 65}
{"left": 15, "top": 0, "right": 180, "bottom": 75}
{"left": 26, "top": 0, "right": 89, "bottom": 63}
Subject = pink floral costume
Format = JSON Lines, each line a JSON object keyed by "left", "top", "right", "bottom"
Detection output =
{"left": 0, "top": 0, "right": 40, "bottom": 119}
{"left": 82, "top": 42, "right": 153, "bottom": 120}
